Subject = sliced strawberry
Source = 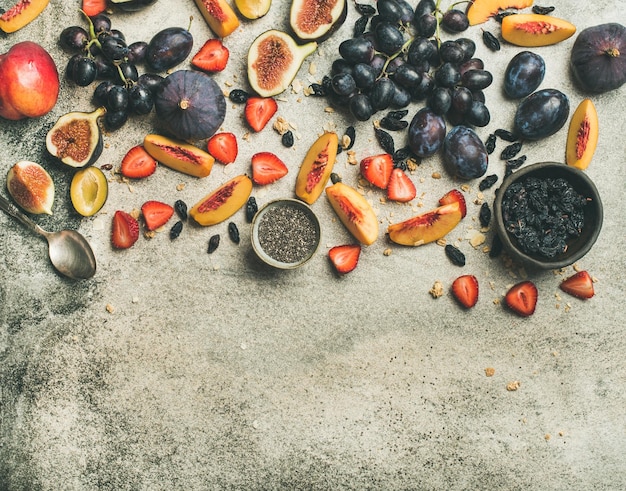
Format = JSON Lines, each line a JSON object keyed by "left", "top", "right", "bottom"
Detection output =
{"left": 451, "top": 274, "right": 479, "bottom": 308}
{"left": 439, "top": 189, "right": 467, "bottom": 218}
{"left": 111, "top": 210, "right": 139, "bottom": 249}
{"left": 141, "top": 200, "right": 174, "bottom": 231}
{"left": 120, "top": 145, "right": 157, "bottom": 179}
{"left": 360, "top": 153, "right": 394, "bottom": 189}
{"left": 251, "top": 152, "right": 288, "bottom": 185}
{"left": 191, "top": 39, "right": 230, "bottom": 72}
{"left": 504, "top": 281, "right": 538, "bottom": 317}
{"left": 559, "top": 271, "right": 595, "bottom": 299}
{"left": 387, "top": 168, "right": 417, "bottom": 202}
{"left": 328, "top": 244, "right": 361, "bottom": 275}
{"left": 207, "top": 132, "right": 238, "bottom": 164}
{"left": 245, "top": 97, "right": 277, "bottom": 132}
{"left": 82, "top": 0, "right": 107, "bottom": 17}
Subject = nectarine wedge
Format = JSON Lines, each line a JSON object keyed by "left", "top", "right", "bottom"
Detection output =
{"left": 326, "top": 181, "right": 379, "bottom": 246}
{"left": 387, "top": 202, "right": 462, "bottom": 246}
{"left": 144, "top": 134, "right": 214, "bottom": 178}
{"left": 194, "top": 0, "right": 240, "bottom": 38}
{"left": 0, "top": 0, "right": 49, "bottom": 33}
{"left": 566, "top": 98, "right": 598, "bottom": 170}
{"left": 190, "top": 174, "right": 253, "bottom": 226}
{"left": 296, "top": 132, "right": 338, "bottom": 204}
{"left": 502, "top": 14, "right": 576, "bottom": 47}
{"left": 466, "top": 0, "right": 533, "bottom": 25}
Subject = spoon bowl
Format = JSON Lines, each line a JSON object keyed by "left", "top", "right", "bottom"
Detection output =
{"left": 0, "top": 194, "right": 97, "bottom": 280}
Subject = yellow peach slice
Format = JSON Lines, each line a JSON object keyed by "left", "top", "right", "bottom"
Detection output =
{"left": 295, "top": 132, "right": 338, "bottom": 205}
{"left": 502, "top": 14, "right": 576, "bottom": 47}
{"left": 566, "top": 98, "right": 598, "bottom": 170}
{"left": 325, "top": 181, "right": 379, "bottom": 245}
{"left": 190, "top": 174, "right": 253, "bottom": 226}
{"left": 194, "top": 0, "right": 240, "bottom": 38}
{"left": 466, "top": 0, "right": 533, "bottom": 25}
{"left": 144, "top": 134, "right": 214, "bottom": 178}
{"left": 387, "top": 202, "right": 462, "bottom": 246}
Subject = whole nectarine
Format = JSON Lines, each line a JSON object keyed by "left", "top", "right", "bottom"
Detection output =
{"left": 0, "top": 41, "right": 59, "bottom": 120}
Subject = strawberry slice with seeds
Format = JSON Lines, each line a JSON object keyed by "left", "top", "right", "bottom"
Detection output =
{"left": 120, "top": 145, "right": 157, "bottom": 179}
{"left": 191, "top": 39, "right": 230, "bottom": 72}
{"left": 245, "top": 97, "right": 277, "bottom": 132}
{"left": 505, "top": 281, "right": 538, "bottom": 317}
{"left": 328, "top": 244, "right": 361, "bottom": 275}
{"left": 111, "top": 210, "right": 139, "bottom": 249}
{"left": 559, "top": 271, "right": 595, "bottom": 299}
{"left": 360, "top": 153, "right": 394, "bottom": 189}
{"left": 451, "top": 274, "right": 479, "bottom": 308}
{"left": 439, "top": 189, "right": 467, "bottom": 218}
{"left": 387, "top": 168, "right": 417, "bottom": 202}
{"left": 207, "top": 132, "right": 238, "bottom": 164}
{"left": 251, "top": 152, "right": 288, "bottom": 185}
{"left": 141, "top": 200, "right": 174, "bottom": 231}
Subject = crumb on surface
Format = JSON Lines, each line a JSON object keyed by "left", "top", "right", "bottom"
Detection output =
{"left": 485, "top": 367, "right": 495, "bottom": 377}
{"left": 429, "top": 280, "right": 444, "bottom": 298}
{"left": 506, "top": 380, "right": 520, "bottom": 391}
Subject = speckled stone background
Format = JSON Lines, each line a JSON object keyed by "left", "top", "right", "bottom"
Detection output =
{"left": 1, "top": 1, "right": 625, "bottom": 489}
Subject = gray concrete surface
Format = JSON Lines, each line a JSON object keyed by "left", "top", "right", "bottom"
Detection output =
{"left": 1, "top": 0, "right": 625, "bottom": 489}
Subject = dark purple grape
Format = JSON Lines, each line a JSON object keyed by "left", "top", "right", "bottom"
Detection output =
{"left": 428, "top": 87, "right": 452, "bottom": 115}
{"left": 414, "top": 0, "right": 435, "bottom": 18}
{"left": 117, "top": 62, "right": 139, "bottom": 85}
{"left": 106, "top": 85, "right": 129, "bottom": 112}
{"left": 100, "top": 36, "right": 129, "bottom": 62}
{"left": 472, "top": 90, "right": 486, "bottom": 103}
{"left": 353, "top": 63, "right": 377, "bottom": 89}
{"left": 137, "top": 73, "right": 165, "bottom": 94}
{"left": 93, "top": 54, "right": 116, "bottom": 80}
{"left": 455, "top": 38, "right": 476, "bottom": 62}
{"left": 369, "top": 54, "right": 386, "bottom": 77}
{"left": 451, "top": 86, "right": 473, "bottom": 115}
{"left": 460, "top": 58, "right": 484, "bottom": 75}
{"left": 514, "top": 89, "right": 569, "bottom": 140}
{"left": 408, "top": 107, "right": 446, "bottom": 157}
{"left": 503, "top": 51, "right": 546, "bottom": 99}
{"left": 374, "top": 22, "right": 405, "bottom": 55}
{"left": 65, "top": 54, "right": 80, "bottom": 81}
{"left": 435, "top": 62, "right": 461, "bottom": 88}
{"left": 331, "top": 73, "right": 356, "bottom": 96}
{"left": 93, "top": 80, "right": 114, "bottom": 106}
{"left": 59, "top": 26, "right": 89, "bottom": 51}
{"left": 390, "top": 84, "right": 411, "bottom": 108}
{"left": 91, "top": 14, "right": 111, "bottom": 34}
{"left": 410, "top": 72, "right": 434, "bottom": 100}
{"left": 331, "top": 58, "right": 354, "bottom": 75}
{"left": 407, "top": 37, "right": 436, "bottom": 65}
{"left": 127, "top": 41, "right": 149, "bottom": 64}
{"left": 393, "top": 64, "right": 421, "bottom": 87}
{"left": 71, "top": 56, "right": 98, "bottom": 86}
{"left": 370, "top": 77, "right": 396, "bottom": 111}
{"left": 441, "top": 9, "right": 470, "bottom": 32}
{"left": 482, "top": 30, "right": 501, "bottom": 51}
{"left": 385, "top": 56, "right": 405, "bottom": 75}
{"left": 415, "top": 13, "right": 437, "bottom": 37}
{"left": 146, "top": 27, "right": 194, "bottom": 72}
{"left": 109, "top": 29, "right": 126, "bottom": 42}
{"left": 394, "top": 0, "right": 415, "bottom": 23}
{"left": 461, "top": 69, "right": 493, "bottom": 90}
{"left": 465, "top": 100, "right": 490, "bottom": 127}
{"left": 376, "top": 0, "right": 404, "bottom": 23}
{"left": 428, "top": 39, "right": 441, "bottom": 65}
{"left": 349, "top": 93, "right": 374, "bottom": 121}
{"left": 128, "top": 84, "right": 154, "bottom": 115}
{"left": 104, "top": 110, "right": 129, "bottom": 131}
{"left": 339, "top": 37, "right": 374, "bottom": 64}
{"left": 439, "top": 41, "right": 465, "bottom": 64}
{"left": 442, "top": 125, "right": 488, "bottom": 179}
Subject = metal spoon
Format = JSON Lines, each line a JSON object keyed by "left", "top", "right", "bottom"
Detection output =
{"left": 0, "top": 194, "right": 96, "bottom": 280}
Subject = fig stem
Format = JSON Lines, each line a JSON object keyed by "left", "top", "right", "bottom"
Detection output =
{"left": 606, "top": 47, "right": 620, "bottom": 57}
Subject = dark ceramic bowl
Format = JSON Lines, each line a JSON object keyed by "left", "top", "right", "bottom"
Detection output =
{"left": 493, "top": 162, "right": 603, "bottom": 270}
{"left": 251, "top": 198, "right": 321, "bottom": 269}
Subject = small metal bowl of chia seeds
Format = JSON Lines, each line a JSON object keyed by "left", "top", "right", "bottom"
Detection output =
{"left": 493, "top": 162, "right": 603, "bottom": 270}
{"left": 251, "top": 198, "right": 321, "bottom": 269}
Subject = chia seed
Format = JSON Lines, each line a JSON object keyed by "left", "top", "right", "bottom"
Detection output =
{"left": 257, "top": 204, "right": 319, "bottom": 264}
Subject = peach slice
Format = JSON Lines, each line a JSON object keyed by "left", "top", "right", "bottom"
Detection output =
{"left": 194, "top": 0, "right": 240, "bottom": 38}
{"left": 6, "top": 161, "right": 54, "bottom": 215}
{"left": 501, "top": 14, "right": 576, "bottom": 47}
{"left": 295, "top": 132, "right": 338, "bottom": 204}
{"left": 143, "top": 134, "right": 214, "bottom": 178}
{"left": 325, "top": 181, "right": 379, "bottom": 245}
{"left": 387, "top": 202, "right": 462, "bottom": 246}
{"left": 190, "top": 174, "right": 253, "bottom": 226}
{"left": 566, "top": 98, "right": 598, "bottom": 170}
{"left": 0, "top": 0, "right": 50, "bottom": 33}
{"left": 465, "top": 0, "right": 533, "bottom": 25}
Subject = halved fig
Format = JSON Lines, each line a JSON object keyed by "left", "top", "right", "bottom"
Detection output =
{"left": 247, "top": 30, "right": 317, "bottom": 97}
{"left": 46, "top": 107, "right": 105, "bottom": 169}
{"left": 235, "top": 0, "right": 271, "bottom": 19}
{"left": 0, "top": 0, "right": 49, "bottom": 33}
{"left": 143, "top": 134, "right": 214, "bottom": 178}
{"left": 6, "top": 161, "right": 54, "bottom": 215}
{"left": 295, "top": 132, "right": 338, "bottom": 204}
{"left": 190, "top": 174, "right": 253, "bottom": 226}
{"left": 566, "top": 98, "right": 599, "bottom": 170}
{"left": 290, "top": 0, "right": 347, "bottom": 43}
{"left": 70, "top": 166, "right": 108, "bottom": 217}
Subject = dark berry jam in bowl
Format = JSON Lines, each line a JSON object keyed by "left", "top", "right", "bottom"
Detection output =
{"left": 251, "top": 198, "right": 321, "bottom": 269}
{"left": 493, "top": 162, "right": 603, "bottom": 270}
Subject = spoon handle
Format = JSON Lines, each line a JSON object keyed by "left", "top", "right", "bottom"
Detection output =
{"left": 0, "top": 194, "right": 47, "bottom": 236}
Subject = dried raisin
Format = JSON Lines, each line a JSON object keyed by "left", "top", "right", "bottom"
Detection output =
{"left": 479, "top": 202, "right": 492, "bottom": 228}
{"left": 482, "top": 30, "right": 501, "bottom": 51}
{"left": 245, "top": 196, "right": 258, "bottom": 223}
{"left": 208, "top": 234, "right": 220, "bottom": 254}
{"left": 375, "top": 128, "right": 395, "bottom": 155}
{"left": 489, "top": 233, "right": 503, "bottom": 258}
{"left": 354, "top": 15, "right": 369, "bottom": 37}
{"left": 174, "top": 199, "right": 188, "bottom": 221}
{"left": 387, "top": 109, "right": 409, "bottom": 120}
{"left": 344, "top": 126, "right": 356, "bottom": 150}
{"left": 493, "top": 10, "right": 516, "bottom": 23}
{"left": 228, "top": 222, "right": 240, "bottom": 244}
{"left": 445, "top": 244, "right": 466, "bottom": 266}
{"left": 485, "top": 133, "right": 496, "bottom": 154}
{"left": 494, "top": 129, "right": 517, "bottom": 142}
{"left": 532, "top": 5, "right": 555, "bottom": 14}
{"left": 380, "top": 116, "right": 408, "bottom": 131}
{"left": 500, "top": 141, "right": 523, "bottom": 160}
{"left": 308, "top": 83, "right": 326, "bottom": 97}
{"left": 479, "top": 174, "right": 498, "bottom": 191}
{"left": 355, "top": 2, "right": 376, "bottom": 15}
{"left": 505, "top": 155, "right": 527, "bottom": 173}
{"left": 169, "top": 220, "right": 183, "bottom": 240}
{"left": 229, "top": 89, "right": 249, "bottom": 104}
{"left": 282, "top": 130, "right": 294, "bottom": 148}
